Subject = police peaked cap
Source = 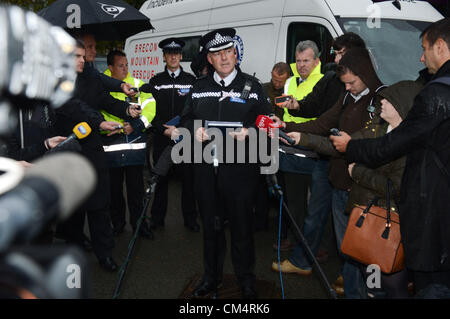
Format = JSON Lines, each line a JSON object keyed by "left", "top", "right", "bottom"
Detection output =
{"left": 159, "top": 38, "right": 185, "bottom": 53}
{"left": 200, "top": 28, "right": 236, "bottom": 52}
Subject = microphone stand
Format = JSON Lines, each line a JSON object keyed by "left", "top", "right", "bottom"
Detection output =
{"left": 212, "top": 139, "right": 219, "bottom": 299}
{"left": 267, "top": 176, "right": 337, "bottom": 299}
{"left": 112, "top": 176, "right": 156, "bottom": 299}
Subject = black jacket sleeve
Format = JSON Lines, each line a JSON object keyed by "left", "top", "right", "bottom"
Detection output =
{"left": 346, "top": 92, "right": 440, "bottom": 167}
{"left": 91, "top": 78, "right": 130, "bottom": 119}
{"left": 83, "top": 63, "right": 124, "bottom": 92}
{"left": 6, "top": 135, "right": 47, "bottom": 162}
{"left": 288, "top": 71, "right": 343, "bottom": 118}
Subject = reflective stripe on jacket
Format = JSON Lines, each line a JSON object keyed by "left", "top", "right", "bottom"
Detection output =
{"left": 101, "top": 70, "right": 156, "bottom": 167}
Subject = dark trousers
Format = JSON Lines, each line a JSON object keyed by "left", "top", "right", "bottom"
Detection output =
{"left": 58, "top": 207, "right": 114, "bottom": 260}
{"left": 280, "top": 173, "right": 311, "bottom": 239}
{"left": 254, "top": 174, "right": 269, "bottom": 230}
{"left": 194, "top": 164, "right": 259, "bottom": 288}
{"left": 150, "top": 143, "right": 197, "bottom": 225}
{"left": 56, "top": 166, "right": 114, "bottom": 261}
{"left": 109, "top": 165, "right": 145, "bottom": 229}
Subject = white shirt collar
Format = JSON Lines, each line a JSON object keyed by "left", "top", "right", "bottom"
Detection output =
{"left": 213, "top": 68, "right": 238, "bottom": 87}
{"left": 350, "top": 87, "right": 370, "bottom": 102}
{"left": 167, "top": 68, "right": 181, "bottom": 78}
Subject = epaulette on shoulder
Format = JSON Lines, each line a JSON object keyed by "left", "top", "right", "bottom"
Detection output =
{"left": 242, "top": 72, "right": 263, "bottom": 87}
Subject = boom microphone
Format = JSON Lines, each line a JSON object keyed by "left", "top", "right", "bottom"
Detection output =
{"left": 0, "top": 153, "right": 97, "bottom": 250}
{"left": 151, "top": 145, "right": 173, "bottom": 177}
{"left": 148, "top": 145, "right": 173, "bottom": 192}
{"left": 255, "top": 115, "right": 296, "bottom": 145}
{"left": 54, "top": 122, "right": 92, "bottom": 149}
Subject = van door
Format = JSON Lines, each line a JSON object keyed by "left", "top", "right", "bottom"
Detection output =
{"left": 277, "top": 17, "right": 338, "bottom": 71}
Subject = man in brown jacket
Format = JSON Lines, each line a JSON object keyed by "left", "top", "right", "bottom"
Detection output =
{"left": 276, "top": 47, "right": 386, "bottom": 298}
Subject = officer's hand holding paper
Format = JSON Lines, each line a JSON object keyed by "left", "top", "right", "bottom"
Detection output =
{"left": 204, "top": 120, "right": 244, "bottom": 141}
{"left": 195, "top": 127, "right": 209, "bottom": 142}
{"left": 165, "top": 115, "right": 182, "bottom": 142}
{"left": 163, "top": 124, "right": 180, "bottom": 140}
{"left": 228, "top": 127, "right": 248, "bottom": 141}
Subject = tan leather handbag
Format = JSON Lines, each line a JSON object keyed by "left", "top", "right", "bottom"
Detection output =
{"left": 341, "top": 180, "right": 404, "bottom": 274}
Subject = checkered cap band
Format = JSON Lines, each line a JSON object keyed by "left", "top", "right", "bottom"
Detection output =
{"left": 205, "top": 33, "right": 234, "bottom": 51}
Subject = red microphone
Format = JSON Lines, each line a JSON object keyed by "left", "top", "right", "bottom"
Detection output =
{"left": 255, "top": 115, "right": 296, "bottom": 145}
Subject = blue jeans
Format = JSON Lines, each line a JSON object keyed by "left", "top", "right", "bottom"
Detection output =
{"left": 332, "top": 188, "right": 367, "bottom": 299}
{"left": 287, "top": 159, "right": 332, "bottom": 270}
{"left": 279, "top": 153, "right": 332, "bottom": 265}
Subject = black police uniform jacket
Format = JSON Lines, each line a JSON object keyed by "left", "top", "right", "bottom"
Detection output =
{"left": 141, "top": 66, "right": 196, "bottom": 150}
{"left": 181, "top": 68, "right": 272, "bottom": 165}
{"left": 346, "top": 60, "right": 450, "bottom": 272}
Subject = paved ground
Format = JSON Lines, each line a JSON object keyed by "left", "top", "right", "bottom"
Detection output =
{"left": 84, "top": 174, "right": 343, "bottom": 299}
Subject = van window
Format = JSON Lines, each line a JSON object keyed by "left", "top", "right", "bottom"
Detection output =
{"left": 177, "top": 36, "right": 201, "bottom": 62}
{"left": 287, "top": 23, "right": 334, "bottom": 67}
{"left": 95, "top": 56, "right": 108, "bottom": 73}
{"left": 336, "top": 18, "right": 431, "bottom": 84}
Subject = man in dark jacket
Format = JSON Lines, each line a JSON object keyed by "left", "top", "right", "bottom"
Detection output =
{"left": 331, "top": 17, "right": 450, "bottom": 296}
{"left": 79, "top": 33, "right": 136, "bottom": 97}
{"left": 55, "top": 41, "right": 141, "bottom": 272}
{"left": 139, "top": 38, "right": 199, "bottom": 232}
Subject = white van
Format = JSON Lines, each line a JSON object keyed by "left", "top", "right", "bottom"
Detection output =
{"left": 124, "top": 0, "right": 443, "bottom": 84}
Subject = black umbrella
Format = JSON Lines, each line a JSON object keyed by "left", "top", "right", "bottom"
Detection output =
{"left": 39, "top": 0, "right": 153, "bottom": 41}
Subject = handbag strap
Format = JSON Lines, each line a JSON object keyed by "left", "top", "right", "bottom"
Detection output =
{"left": 381, "top": 179, "right": 393, "bottom": 239}
{"left": 355, "top": 196, "right": 378, "bottom": 227}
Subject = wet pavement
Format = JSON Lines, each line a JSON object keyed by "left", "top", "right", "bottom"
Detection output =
{"left": 84, "top": 174, "right": 343, "bottom": 299}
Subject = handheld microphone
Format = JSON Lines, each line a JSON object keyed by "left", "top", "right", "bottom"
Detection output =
{"left": 54, "top": 122, "right": 92, "bottom": 149}
{"left": 255, "top": 115, "right": 296, "bottom": 145}
{"left": 0, "top": 153, "right": 97, "bottom": 250}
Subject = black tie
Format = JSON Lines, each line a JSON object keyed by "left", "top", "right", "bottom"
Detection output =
{"left": 220, "top": 80, "right": 225, "bottom": 88}
{"left": 171, "top": 72, "right": 175, "bottom": 78}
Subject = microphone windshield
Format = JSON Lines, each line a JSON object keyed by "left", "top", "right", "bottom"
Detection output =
{"left": 255, "top": 115, "right": 272, "bottom": 130}
{"left": 73, "top": 122, "right": 92, "bottom": 140}
{"left": 26, "top": 153, "right": 97, "bottom": 220}
{"left": 255, "top": 115, "right": 280, "bottom": 131}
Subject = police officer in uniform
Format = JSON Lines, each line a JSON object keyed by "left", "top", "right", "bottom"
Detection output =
{"left": 181, "top": 28, "right": 272, "bottom": 298}
{"left": 140, "top": 38, "right": 199, "bottom": 232}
